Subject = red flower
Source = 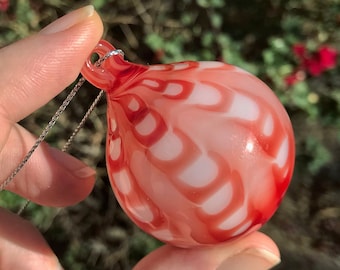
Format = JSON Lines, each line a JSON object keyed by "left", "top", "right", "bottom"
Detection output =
{"left": 292, "top": 43, "right": 306, "bottom": 58}
{"left": 305, "top": 58, "right": 324, "bottom": 76}
{"left": 284, "top": 70, "right": 306, "bottom": 86}
{"left": 318, "top": 46, "right": 337, "bottom": 69}
{"left": 287, "top": 43, "right": 338, "bottom": 81}
{"left": 303, "top": 46, "right": 337, "bottom": 77}
{"left": 284, "top": 74, "right": 299, "bottom": 86}
{"left": 0, "top": 0, "right": 9, "bottom": 12}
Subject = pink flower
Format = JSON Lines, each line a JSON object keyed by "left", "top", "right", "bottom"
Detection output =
{"left": 0, "top": 0, "right": 9, "bottom": 12}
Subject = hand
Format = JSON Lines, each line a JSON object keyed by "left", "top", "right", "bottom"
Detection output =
{"left": 0, "top": 6, "right": 280, "bottom": 269}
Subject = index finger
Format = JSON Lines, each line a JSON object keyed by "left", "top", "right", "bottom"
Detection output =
{"left": 0, "top": 6, "right": 103, "bottom": 122}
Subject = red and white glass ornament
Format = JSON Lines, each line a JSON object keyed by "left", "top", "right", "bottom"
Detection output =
{"left": 81, "top": 40, "right": 295, "bottom": 248}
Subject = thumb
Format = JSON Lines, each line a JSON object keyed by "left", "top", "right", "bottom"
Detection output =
{"left": 134, "top": 231, "right": 280, "bottom": 270}
{"left": 0, "top": 5, "right": 103, "bottom": 122}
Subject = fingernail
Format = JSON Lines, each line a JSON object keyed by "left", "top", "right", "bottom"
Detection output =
{"left": 57, "top": 262, "right": 64, "bottom": 270}
{"left": 217, "top": 248, "right": 280, "bottom": 270}
{"left": 49, "top": 147, "right": 96, "bottom": 179}
{"left": 40, "top": 5, "right": 94, "bottom": 35}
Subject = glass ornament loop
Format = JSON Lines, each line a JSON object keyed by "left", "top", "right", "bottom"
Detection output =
{"left": 81, "top": 40, "right": 147, "bottom": 92}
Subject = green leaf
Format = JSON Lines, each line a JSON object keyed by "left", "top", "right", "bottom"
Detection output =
{"left": 145, "top": 33, "right": 164, "bottom": 51}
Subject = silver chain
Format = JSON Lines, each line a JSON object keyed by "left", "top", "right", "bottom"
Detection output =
{"left": 0, "top": 77, "right": 85, "bottom": 192}
{"left": 0, "top": 48, "right": 124, "bottom": 214}
{"left": 61, "top": 89, "right": 105, "bottom": 152}
{"left": 16, "top": 89, "right": 105, "bottom": 215}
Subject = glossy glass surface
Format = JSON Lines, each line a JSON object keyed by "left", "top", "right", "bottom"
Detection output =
{"left": 81, "top": 40, "right": 295, "bottom": 247}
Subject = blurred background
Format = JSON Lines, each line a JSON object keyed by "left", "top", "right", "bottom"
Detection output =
{"left": 0, "top": 0, "right": 339, "bottom": 269}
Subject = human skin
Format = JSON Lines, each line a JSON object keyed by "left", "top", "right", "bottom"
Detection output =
{"left": 0, "top": 6, "right": 280, "bottom": 269}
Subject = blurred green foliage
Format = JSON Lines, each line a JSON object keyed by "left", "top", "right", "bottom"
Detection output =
{"left": 1, "top": 0, "right": 339, "bottom": 269}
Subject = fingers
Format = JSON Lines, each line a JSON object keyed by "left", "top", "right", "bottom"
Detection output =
{"left": 1, "top": 124, "right": 96, "bottom": 207}
{"left": 0, "top": 208, "right": 63, "bottom": 270}
{"left": 0, "top": 5, "right": 103, "bottom": 206}
{"left": 0, "top": 7, "right": 102, "bottom": 269}
{"left": 134, "top": 231, "right": 280, "bottom": 270}
{"left": 0, "top": 5, "right": 103, "bottom": 123}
